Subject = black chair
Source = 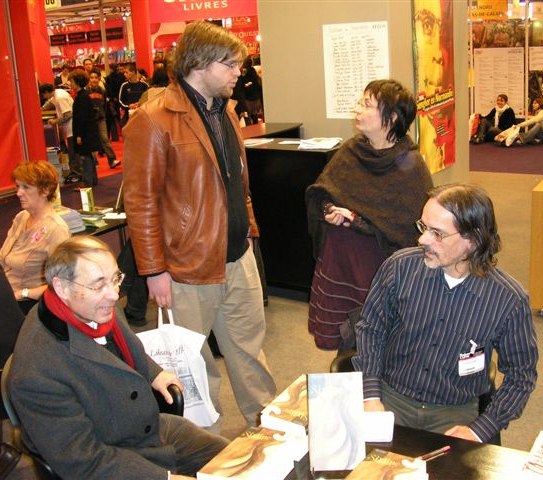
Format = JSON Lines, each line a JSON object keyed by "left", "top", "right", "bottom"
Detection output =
{"left": 1, "top": 354, "right": 184, "bottom": 480}
{"left": 330, "top": 350, "right": 501, "bottom": 445}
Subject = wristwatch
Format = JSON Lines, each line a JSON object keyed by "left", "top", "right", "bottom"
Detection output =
{"left": 22, "top": 288, "right": 29, "bottom": 299}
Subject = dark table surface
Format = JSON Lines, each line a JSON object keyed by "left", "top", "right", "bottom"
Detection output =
{"left": 79, "top": 216, "right": 127, "bottom": 247}
{"left": 288, "top": 425, "right": 529, "bottom": 479}
{"left": 242, "top": 122, "right": 302, "bottom": 139}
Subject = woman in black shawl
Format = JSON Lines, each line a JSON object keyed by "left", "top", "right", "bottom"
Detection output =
{"left": 306, "top": 79, "right": 433, "bottom": 350}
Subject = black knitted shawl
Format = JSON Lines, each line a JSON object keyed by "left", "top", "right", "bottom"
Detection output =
{"left": 305, "top": 134, "right": 433, "bottom": 258}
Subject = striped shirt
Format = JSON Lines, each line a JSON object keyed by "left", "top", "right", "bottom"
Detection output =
{"left": 353, "top": 246, "right": 538, "bottom": 442}
{"left": 181, "top": 80, "right": 229, "bottom": 178}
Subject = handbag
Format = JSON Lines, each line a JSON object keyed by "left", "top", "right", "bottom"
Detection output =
{"left": 137, "top": 308, "right": 219, "bottom": 427}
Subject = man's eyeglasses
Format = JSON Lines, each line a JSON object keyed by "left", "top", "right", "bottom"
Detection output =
{"left": 217, "top": 59, "right": 243, "bottom": 70}
{"left": 61, "top": 272, "right": 126, "bottom": 293}
{"left": 416, "top": 219, "right": 460, "bottom": 242}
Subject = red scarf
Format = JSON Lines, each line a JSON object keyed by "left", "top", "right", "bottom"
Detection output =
{"left": 44, "top": 288, "right": 135, "bottom": 369}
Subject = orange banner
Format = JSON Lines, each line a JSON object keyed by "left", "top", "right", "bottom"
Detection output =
{"left": 470, "top": 0, "right": 509, "bottom": 21}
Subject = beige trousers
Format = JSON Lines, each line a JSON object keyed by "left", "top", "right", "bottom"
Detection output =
{"left": 170, "top": 248, "right": 277, "bottom": 427}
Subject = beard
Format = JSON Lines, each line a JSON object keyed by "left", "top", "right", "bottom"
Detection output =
{"left": 421, "top": 245, "right": 440, "bottom": 270}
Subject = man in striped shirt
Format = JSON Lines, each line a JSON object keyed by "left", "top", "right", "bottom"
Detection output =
{"left": 354, "top": 183, "right": 538, "bottom": 443}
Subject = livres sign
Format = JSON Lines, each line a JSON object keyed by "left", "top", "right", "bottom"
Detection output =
{"left": 149, "top": 0, "right": 257, "bottom": 23}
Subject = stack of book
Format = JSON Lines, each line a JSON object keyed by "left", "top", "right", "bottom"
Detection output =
{"left": 197, "top": 427, "right": 307, "bottom": 480}
{"left": 345, "top": 449, "right": 427, "bottom": 480}
{"left": 54, "top": 206, "right": 85, "bottom": 234}
{"left": 198, "top": 376, "right": 309, "bottom": 479}
{"left": 79, "top": 212, "right": 107, "bottom": 228}
{"left": 260, "top": 374, "right": 308, "bottom": 439}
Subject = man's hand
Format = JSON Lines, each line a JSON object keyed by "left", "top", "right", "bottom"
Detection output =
{"left": 48, "top": 118, "right": 57, "bottom": 125}
{"left": 151, "top": 370, "right": 184, "bottom": 405}
{"left": 444, "top": 425, "right": 481, "bottom": 442}
{"left": 171, "top": 475, "right": 194, "bottom": 479}
{"left": 147, "top": 272, "right": 172, "bottom": 308}
{"left": 364, "top": 399, "right": 386, "bottom": 412}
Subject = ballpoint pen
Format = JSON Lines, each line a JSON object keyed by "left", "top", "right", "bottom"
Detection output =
{"left": 417, "top": 445, "right": 451, "bottom": 462}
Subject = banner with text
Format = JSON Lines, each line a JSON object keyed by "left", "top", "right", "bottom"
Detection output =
{"left": 149, "top": 0, "right": 257, "bottom": 24}
{"left": 413, "top": 0, "right": 456, "bottom": 174}
{"left": 470, "top": 0, "right": 508, "bottom": 20}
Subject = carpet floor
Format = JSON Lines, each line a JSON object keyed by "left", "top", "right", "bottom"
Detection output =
{"left": 470, "top": 142, "right": 543, "bottom": 174}
{"left": 94, "top": 139, "right": 124, "bottom": 179}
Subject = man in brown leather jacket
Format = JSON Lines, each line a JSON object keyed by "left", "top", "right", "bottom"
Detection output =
{"left": 123, "top": 21, "right": 276, "bottom": 430}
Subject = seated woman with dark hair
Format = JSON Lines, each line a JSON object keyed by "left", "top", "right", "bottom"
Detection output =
{"left": 0, "top": 161, "right": 70, "bottom": 314}
{"left": 470, "top": 94, "right": 516, "bottom": 144}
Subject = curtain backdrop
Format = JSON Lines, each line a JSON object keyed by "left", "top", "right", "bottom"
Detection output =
{"left": 0, "top": 1, "right": 25, "bottom": 193}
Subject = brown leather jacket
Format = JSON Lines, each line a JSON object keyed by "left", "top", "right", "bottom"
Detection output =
{"left": 123, "top": 82, "right": 258, "bottom": 284}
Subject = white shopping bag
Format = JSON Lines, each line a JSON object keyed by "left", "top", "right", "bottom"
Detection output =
{"left": 137, "top": 308, "right": 219, "bottom": 426}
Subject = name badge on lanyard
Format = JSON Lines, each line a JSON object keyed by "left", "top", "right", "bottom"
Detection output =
{"left": 458, "top": 340, "right": 485, "bottom": 377}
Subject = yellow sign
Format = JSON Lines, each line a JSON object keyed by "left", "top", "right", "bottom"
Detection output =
{"left": 44, "top": 0, "right": 61, "bottom": 11}
{"left": 470, "top": 0, "right": 508, "bottom": 20}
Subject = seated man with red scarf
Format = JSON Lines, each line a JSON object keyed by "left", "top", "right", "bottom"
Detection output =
{"left": 7, "top": 236, "right": 228, "bottom": 480}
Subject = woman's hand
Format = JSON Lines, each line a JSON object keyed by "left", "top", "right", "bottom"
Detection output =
{"left": 324, "top": 206, "right": 355, "bottom": 226}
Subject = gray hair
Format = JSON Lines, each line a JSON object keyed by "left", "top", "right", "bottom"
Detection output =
{"left": 45, "top": 236, "right": 113, "bottom": 286}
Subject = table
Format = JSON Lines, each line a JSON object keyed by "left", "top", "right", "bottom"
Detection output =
{"left": 245, "top": 139, "right": 338, "bottom": 290}
{"left": 242, "top": 122, "right": 302, "bottom": 139}
{"left": 82, "top": 217, "right": 127, "bottom": 247}
{"left": 287, "top": 425, "right": 529, "bottom": 479}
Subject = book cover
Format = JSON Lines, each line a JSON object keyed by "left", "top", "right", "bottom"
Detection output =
{"left": 523, "top": 431, "right": 543, "bottom": 478}
{"left": 298, "top": 137, "right": 342, "bottom": 150}
{"left": 260, "top": 374, "right": 308, "bottom": 438}
{"left": 345, "top": 449, "right": 427, "bottom": 480}
{"left": 197, "top": 427, "right": 304, "bottom": 480}
{"left": 307, "top": 372, "right": 365, "bottom": 472}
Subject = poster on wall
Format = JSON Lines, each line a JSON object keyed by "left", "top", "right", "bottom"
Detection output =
{"left": 473, "top": 47, "right": 524, "bottom": 116}
{"left": 413, "top": 0, "right": 456, "bottom": 174}
{"left": 529, "top": 46, "right": 543, "bottom": 70}
{"left": 322, "top": 22, "right": 389, "bottom": 119}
